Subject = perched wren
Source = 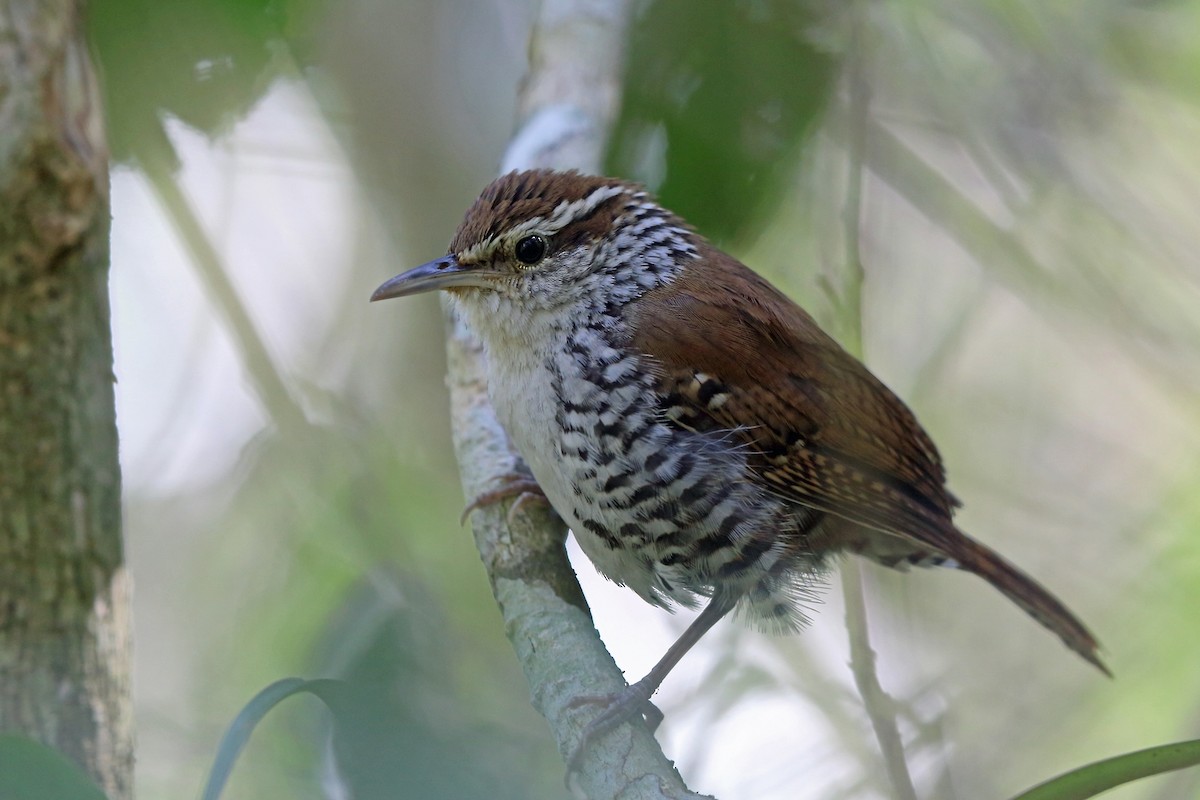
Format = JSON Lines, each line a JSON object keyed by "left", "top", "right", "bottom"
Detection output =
{"left": 371, "top": 169, "right": 1106, "bottom": 762}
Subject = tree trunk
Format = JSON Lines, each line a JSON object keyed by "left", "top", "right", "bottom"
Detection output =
{"left": 0, "top": 1, "right": 133, "bottom": 798}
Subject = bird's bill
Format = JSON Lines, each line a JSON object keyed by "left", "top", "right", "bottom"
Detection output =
{"left": 370, "top": 256, "right": 498, "bottom": 301}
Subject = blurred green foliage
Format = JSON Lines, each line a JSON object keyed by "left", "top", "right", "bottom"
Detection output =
{"left": 608, "top": 0, "right": 836, "bottom": 244}
{"left": 88, "top": 0, "right": 319, "bottom": 166}
{"left": 313, "top": 576, "right": 552, "bottom": 800}
{"left": 93, "top": 0, "right": 1200, "bottom": 798}
{"left": 0, "top": 735, "right": 109, "bottom": 800}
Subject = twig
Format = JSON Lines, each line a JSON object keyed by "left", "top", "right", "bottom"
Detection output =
{"left": 837, "top": 6, "right": 920, "bottom": 799}
{"left": 141, "top": 143, "right": 307, "bottom": 433}
{"left": 842, "top": 563, "right": 919, "bottom": 800}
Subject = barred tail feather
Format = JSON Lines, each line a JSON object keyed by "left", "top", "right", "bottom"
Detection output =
{"left": 952, "top": 534, "right": 1110, "bottom": 676}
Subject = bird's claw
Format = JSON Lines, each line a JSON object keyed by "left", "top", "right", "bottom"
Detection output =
{"left": 460, "top": 475, "right": 549, "bottom": 525}
{"left": 564, "top": 684, "right": 663, "bottom": 774}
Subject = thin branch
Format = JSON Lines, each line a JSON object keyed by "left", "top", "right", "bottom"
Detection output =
{"left": 837, "top": 7, "right": 919, "bottom": 799}
{"left": 442, "top": 2, "right": 712, "bottom": 797}
{"left": 837, "top": 9, "right": 868, "bottom": 357}
{"left": 842, "top": 563, "right": 919, "bottom": 800}
{"left": 140, "top": 143, "right": 308, "bottom": 434}
{"left": 859, "top": 118, "right": 1200, "bottom": 398}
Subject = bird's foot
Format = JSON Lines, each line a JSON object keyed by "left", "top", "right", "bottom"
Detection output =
{"left": 564, "top": 680, "right": 664, "bottom": 774}
{"left": 460, "top": 474, "right": 550, "bottom": 525}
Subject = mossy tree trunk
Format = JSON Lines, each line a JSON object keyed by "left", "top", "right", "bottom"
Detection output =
{"left": 0, "top": 1, "right": 133, "bottom": 798}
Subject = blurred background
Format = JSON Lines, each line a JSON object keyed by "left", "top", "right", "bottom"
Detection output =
{"left": 90, "top": 0, "right": 1200, "bottom": 798}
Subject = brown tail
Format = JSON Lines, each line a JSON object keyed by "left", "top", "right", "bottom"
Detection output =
{"left": 952, "top": 534, "right": 1110, "bottom": 676}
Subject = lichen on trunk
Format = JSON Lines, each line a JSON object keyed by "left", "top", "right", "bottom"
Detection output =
{"left": 0, "top": 1, "right": 133, "bottom": 797}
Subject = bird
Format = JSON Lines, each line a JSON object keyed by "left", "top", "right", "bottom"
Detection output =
{"left": 370, "top": 168, "right": 1107, "bottom": 766}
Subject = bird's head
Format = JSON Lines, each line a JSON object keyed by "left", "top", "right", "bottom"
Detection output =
{"left": 370, "top": 170, "right": 697, "bottom": 332}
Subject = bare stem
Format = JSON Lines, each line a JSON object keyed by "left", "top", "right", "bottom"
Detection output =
{"left": 842, "top": 563, "right": 919, "bottom": 800}
{"left": 141, "top": 145, "right": 307, "bottom": 434}
{"left": 837, "top": 6, "right": 919, "bottom": 799}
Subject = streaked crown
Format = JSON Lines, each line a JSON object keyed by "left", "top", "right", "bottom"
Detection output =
{"left": 370, "top": 170, "right": 700, "bottom": 336}
{"left": 459, "top": 169, "right": 698, "bottom": 302}
{"left": 450, "top": 170, "right": 632, "bottom": 261}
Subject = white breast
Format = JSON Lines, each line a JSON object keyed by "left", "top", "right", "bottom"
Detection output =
{"left": 483, "top": 323, "right": 664, "bottom": 593}
{"left": 487, "top": 340, "right": 577, "bottom": 517}
{"left": 462, "top": 297, "right": 791, "bottom": 613}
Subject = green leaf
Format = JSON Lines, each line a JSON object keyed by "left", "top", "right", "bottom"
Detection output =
{"left": 202, "top": 677, "right": 343, "bottom": 800}
{"left": 1010, "top": 739, "right": 1200, "bottom": 800}
{"left": 87, "top": 0, "right": 323, "bottom": 166}
{"left": 0, "top": 735, "right": 109, "bottom": 800}
{"left": 607, "top": 0, "right": 837, "bottom": 245}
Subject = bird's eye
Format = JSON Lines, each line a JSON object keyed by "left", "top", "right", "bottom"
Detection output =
{"left": 514, "top": 235, "right": 547, "bottom": 266}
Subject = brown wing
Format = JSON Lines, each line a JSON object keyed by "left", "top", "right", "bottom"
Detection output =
{"left": 627, "top": 242, "right": 959, "bottom": 551}
{"left": 627, "top": 244, "right": 1108, "bottom": 673}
